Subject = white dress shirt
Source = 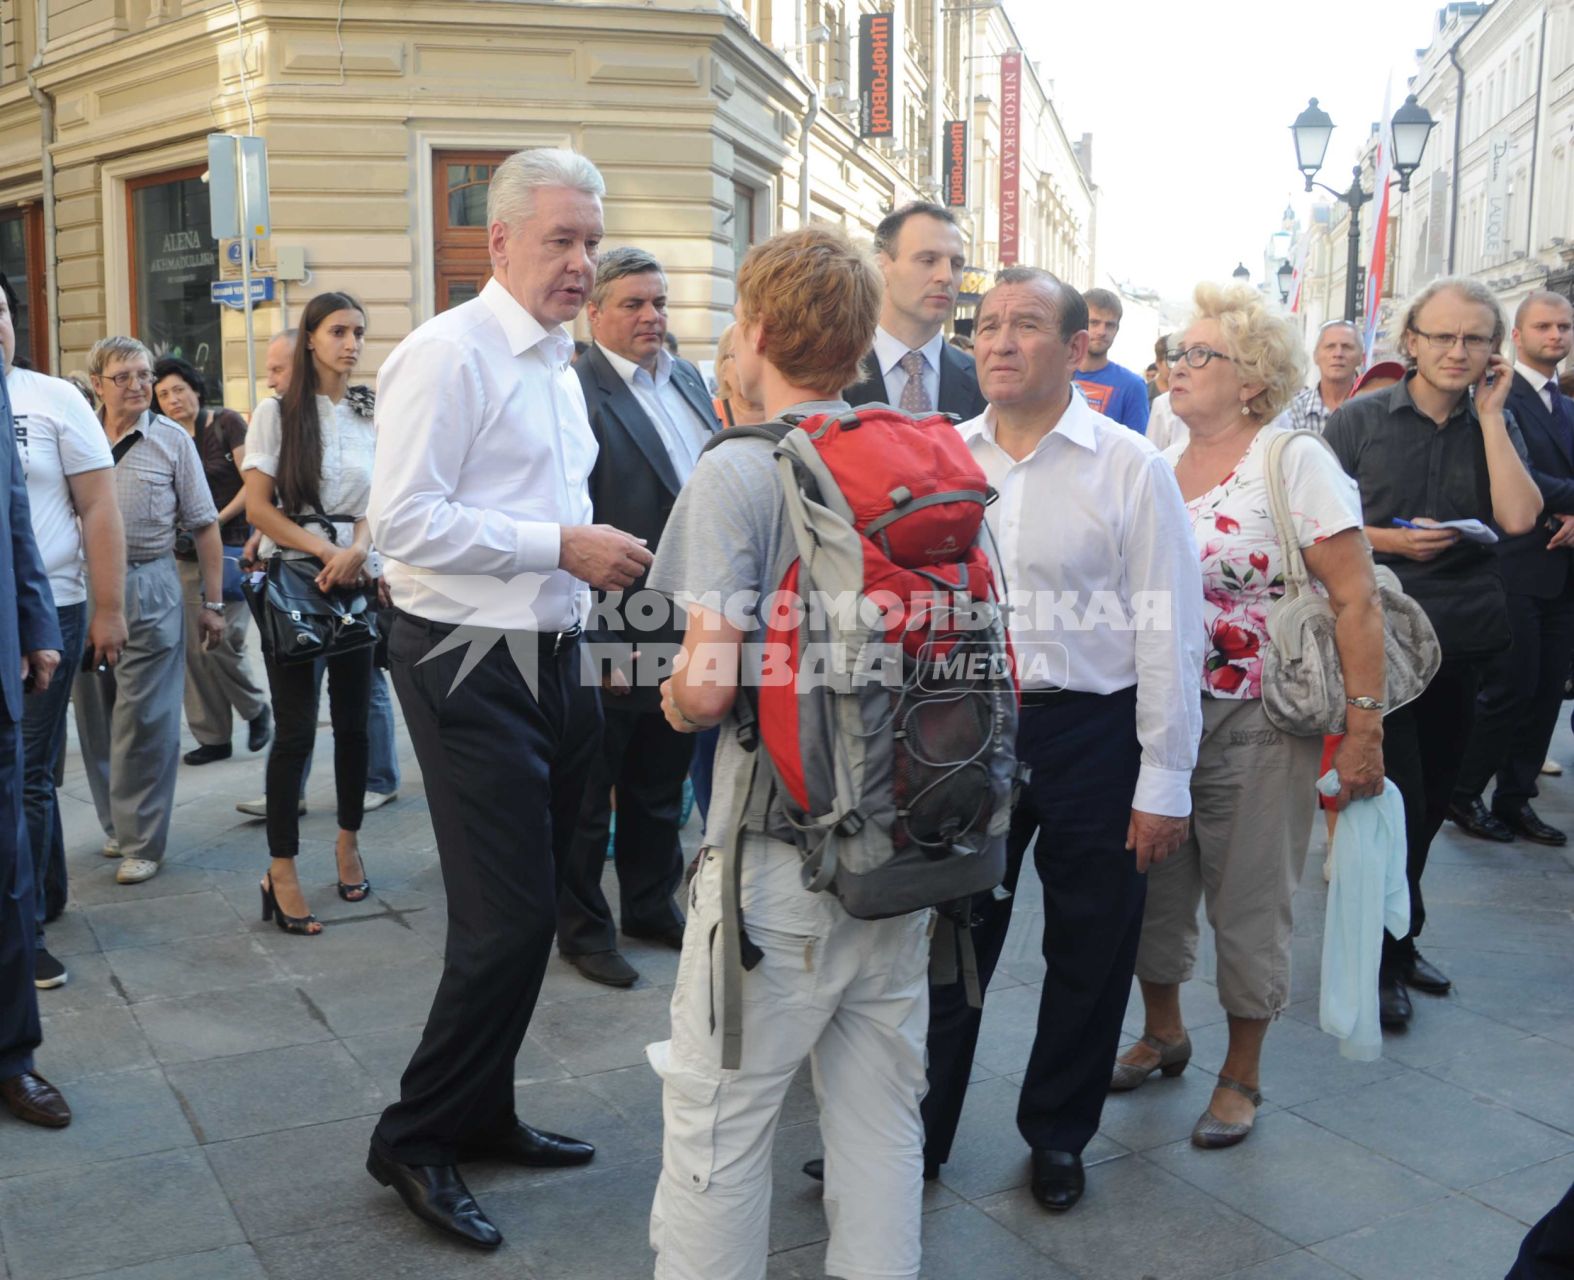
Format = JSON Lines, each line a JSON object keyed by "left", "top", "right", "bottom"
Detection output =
{"left": 369, "top": 277, "right": 597, "bottom": 631}
{"left": 1515, "top": 361, "right": 1556, "bottom": 413}
{"left": 245, "top": 394, "right": 377, "bottom": 561}
{"left": 958, "top": 393, "right": 1205, "bottom": 816}
{"left": 596, "top": 342, "right": 712, "bottom": 481}
{"left": 873, "top": 325, "right": 944, "bottom": 409}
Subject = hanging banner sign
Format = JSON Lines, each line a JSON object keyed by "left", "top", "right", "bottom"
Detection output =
{"left": 1482, "top": 130, "right": 1516, "bottom": 264}
{"left": 943, "top": 120, "right": 968, "bottom": 207}
{"left": 1000, "top": 52, "right": 1022, "bottom": 266}
{"left": 859, "top": 13, "right": 895, "bottom": 139}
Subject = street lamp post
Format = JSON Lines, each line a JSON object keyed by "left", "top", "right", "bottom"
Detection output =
{"left": 1290, "top": 94, "right": 1437, "bottom": 323}
{"left": 1276, "top": 258, "right": 1294, "bottom": 303}
{"left": 1232, "top": 262, "right": 1250, "bottom": 283}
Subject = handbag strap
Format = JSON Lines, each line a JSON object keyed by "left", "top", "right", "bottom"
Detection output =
{"left": 1263, "top": 429, "right": 1341, "bottom": 602}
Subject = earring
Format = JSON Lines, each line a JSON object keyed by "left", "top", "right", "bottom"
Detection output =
{"left": 1240, "top": 404, "right": 1251, "bottom": 416}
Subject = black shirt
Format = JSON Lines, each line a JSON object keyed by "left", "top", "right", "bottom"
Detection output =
{"left": 1323, "top": 373, "right": 1526, "bottom": 659}
{"left": 194, "top": 408, "right": 250, "bottom": 545}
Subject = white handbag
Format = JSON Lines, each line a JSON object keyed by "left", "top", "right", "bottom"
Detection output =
{"left": 1260, "top": 430, "right": 1442, "bottom": 736}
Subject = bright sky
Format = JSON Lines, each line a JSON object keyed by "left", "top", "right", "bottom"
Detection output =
{"left": 1006, "top": 0, "right": 1454, "bottom": 302}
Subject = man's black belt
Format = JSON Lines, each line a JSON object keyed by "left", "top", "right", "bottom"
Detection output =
{"left": 394, "top": 609, "right": 583, "bottom": 656}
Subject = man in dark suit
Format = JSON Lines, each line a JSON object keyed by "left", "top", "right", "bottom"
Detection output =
{"left": 0, "top": 345, "right": 69, "bottom": 1130}
{"left": 843, "top": 202, "right": 987, "bottom": 421}
{"left": 1450, "top": 290, "right": 1574, "bottom": 845}
{"left": 558, "top": 247, "right": 717, "bottom": 987}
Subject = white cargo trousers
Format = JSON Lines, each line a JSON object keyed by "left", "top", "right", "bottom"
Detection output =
{"left": 649, "top": 835, "right": 931, "bottom": 1280}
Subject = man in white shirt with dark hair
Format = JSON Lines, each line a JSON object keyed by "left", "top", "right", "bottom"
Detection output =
{"left": 925, "top": 266, "right": 1203, "bottom": 1212}
{"left": 366, "top": 147, "right": 652, "bottom": 1250}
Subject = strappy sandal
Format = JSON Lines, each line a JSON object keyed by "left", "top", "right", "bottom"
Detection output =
{"left": 260, "top": 876, "right": 322, "bottom": 936}
{"left": 1109, "top": 1032, "right": 1192, "bottom": 1092}
{"left": 336, "top": 848, "right": 371, "bottom": 902}
{"left": 1191, "top": 1075, "right": 1262, "bottom": 1149}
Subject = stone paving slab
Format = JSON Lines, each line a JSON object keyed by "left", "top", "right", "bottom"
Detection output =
{"left": 1, "top": 671, "right": 1567, "bottom": 1278}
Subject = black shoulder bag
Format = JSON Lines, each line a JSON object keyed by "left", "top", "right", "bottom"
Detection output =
{"left": 243, "top": 512, "right": 379, "bottom": 666}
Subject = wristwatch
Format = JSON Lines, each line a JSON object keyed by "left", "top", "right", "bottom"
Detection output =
{"left": 1346, "top": 695, "right": 1385, "bottom": 712}
{"left": 201, "top": 601, "right": 225, "bottom": 614}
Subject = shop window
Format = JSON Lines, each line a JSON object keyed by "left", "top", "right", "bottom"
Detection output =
{"left": 0, "top": 205, "right": 46, "bottom": 372}
{"left": 434, "top": 150, "right": 510, "bottom": 312}
{"left": 128, "top": 165, "right": 223, "bottom": 403}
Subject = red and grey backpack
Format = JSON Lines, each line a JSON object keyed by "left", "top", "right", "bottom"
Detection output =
{"left": 703, "top": 405, "right": 1021, "bottom": 1067}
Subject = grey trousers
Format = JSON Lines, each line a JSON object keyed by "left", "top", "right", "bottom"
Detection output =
{"left": 177, "top": 557, "right": 267, "bottom": 746}
{"left": 74, "top": 556, "right": 186, "bottom": 863}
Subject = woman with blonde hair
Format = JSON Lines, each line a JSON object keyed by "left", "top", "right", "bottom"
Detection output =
{"left": 1109, "top": 283, "right": 1387, "bottom": 1148}
{"left": 711, "top": 322, "right": 765, "bottom": 429}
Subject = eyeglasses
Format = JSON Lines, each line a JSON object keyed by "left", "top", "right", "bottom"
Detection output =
{"left": 1409, "top": 328, "right": 1494, "bottom": 353}
{"left": 1165, "top": 346, "right": 1236, "bottom": 369}
{"left": 101, "top": 370, "right": 154, "bottom": 388}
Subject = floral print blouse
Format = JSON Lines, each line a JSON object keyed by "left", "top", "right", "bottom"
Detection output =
{"left": 1163, "top": 427, "right": 1362, "bottom": 700}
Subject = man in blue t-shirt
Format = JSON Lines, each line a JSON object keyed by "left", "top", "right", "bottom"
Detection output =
{"left": 1072, "top": 287, "right": 1150, "bottom": 434}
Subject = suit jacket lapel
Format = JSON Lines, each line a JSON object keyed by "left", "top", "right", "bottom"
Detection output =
{"left": 937, "top": 344, "right": 980, "bottom": 419}
{"left": 588, "top": 347, "right": 683, "bottom": 497}
{"left": 670, "top": 361, "right": 719, "bottom": 440}
{"left": 1515, "top": 372, "right": 1573, "bottom": 467}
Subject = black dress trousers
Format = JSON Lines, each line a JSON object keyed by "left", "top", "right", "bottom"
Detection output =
{"left": 1454, "top": 587, "right": 1574, "bottom": 809}
{"left": 556, "top": 701, "right": 691, "bottom": 956}
{"left": 371, "top": 611, "right": 602, "bottom": 1167}
{"left": 924, "top": 687, "right": 1145, "bottom": 1165}
{"left": 1381, "top": 658, "right": 1481, "bottom": 958}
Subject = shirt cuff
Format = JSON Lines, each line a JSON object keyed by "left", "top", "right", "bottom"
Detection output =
{"left": 513, "top": 521, "right": 562, "bottom": 576}
{"left": 241, "top": 454, "right": 277, "bottom": 476}
{"left": 1132, "top": 764, "right": 1193, "bottom": 819}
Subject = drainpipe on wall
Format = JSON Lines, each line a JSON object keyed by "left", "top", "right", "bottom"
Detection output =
{"left": 799, "top": 87, "right": 819, "bottom": 226}
{"left": 24, "top": 0, "right": 59, "bottom": 374}
{"left": 930, "top": 0, "right": 943, "bottom": 198}
{"left": 1524, "top": 7, "right": 1548, "bottom": 257}
{"left": 1446, "top": 34, "right": 1467, "bottom": 273}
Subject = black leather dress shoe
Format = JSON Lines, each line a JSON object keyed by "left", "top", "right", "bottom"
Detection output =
{"left": 1493, "top": 801, "right": 1567, "bottom": 847}
{"left": 1447, "top": 798, "right": 1515, "bottom": 843}
{"left": 247, "top": 706, "right": 273, "bottom": 753}
{"left": 622, "top": 921, "right": 687, "bottom": 950}
{"left": 365, "top": 1148, "right": 501, "bottom": 1249}
{"left": 566, "top": 950, "right": 638, "bottom": 988}
{"left": 1396, "top": 948, "right": 1452, "bottom": 995}
{"left": 182, "top": 743, "right": 233, "bottom": 767}
{"left": 1378, "top": 968, "right": 1413, "bottom": 1027}
{"left": 1030, "top": 1149, "right": 1084, "bottom": 1211}
{"left": 460, "top": 1120, "right": 594, "bottom": 1168}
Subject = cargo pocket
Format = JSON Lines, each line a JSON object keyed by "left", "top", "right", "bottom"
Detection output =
{"left": 648, "top": 1040, "right": 721, "bottom": 1192}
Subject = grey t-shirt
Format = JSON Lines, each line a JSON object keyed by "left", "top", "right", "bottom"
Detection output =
{"left": 646, "top": 400, "right": 849, "bottom": 847}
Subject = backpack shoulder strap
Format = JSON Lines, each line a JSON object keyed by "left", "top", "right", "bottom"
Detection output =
{"left": 698, "top": 419, "right": 796, "bottom": 457}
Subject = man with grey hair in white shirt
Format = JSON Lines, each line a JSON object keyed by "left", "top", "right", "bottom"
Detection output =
{"left": 366, "top": 147, "right": 652, "bottom": 1250}
{"left": 924, "top": 266, "right": 1204, "bottom": 1212}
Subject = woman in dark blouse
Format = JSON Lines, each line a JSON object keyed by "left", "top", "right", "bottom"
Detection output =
{"left": 152, "top": 357, "right": 272, "bottom": 766}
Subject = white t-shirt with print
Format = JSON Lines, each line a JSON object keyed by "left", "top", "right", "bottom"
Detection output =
{"left": 1164, "top": 425, "right": 1362, "bottom": 700}
{"left": 9, "top": 366, "right": 114, "bottom": 607}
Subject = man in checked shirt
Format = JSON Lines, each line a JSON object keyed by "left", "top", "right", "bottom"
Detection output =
{"left": 73, "top": 336, "right": 224, "bottom": 886}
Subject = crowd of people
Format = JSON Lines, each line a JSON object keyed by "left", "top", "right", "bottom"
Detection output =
{"left": 1, "top": 145, "right": 1571, "bottom": 1278}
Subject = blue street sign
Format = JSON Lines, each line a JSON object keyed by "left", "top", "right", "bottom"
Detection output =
{"left": 211, "top": 277, "right": 275, "bottom": 309}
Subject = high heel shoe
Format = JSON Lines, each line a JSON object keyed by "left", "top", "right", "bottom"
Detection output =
{"left": 260, "top": 876, "right": 322, "bottom": 935}
{"left": 336, "top": 849, "right": 370, "bottom": 902}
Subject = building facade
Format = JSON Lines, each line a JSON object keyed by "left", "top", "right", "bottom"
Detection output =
{"left": 0, "top": 0, "right": 1095, "bottom": 406}
{"left": 1288, "top": 0, "right": 1574, "bottom": 359}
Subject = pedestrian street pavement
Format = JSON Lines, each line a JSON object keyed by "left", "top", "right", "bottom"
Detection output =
{"left": 4, "top": 667, "right": 1573, "bottom": 1280}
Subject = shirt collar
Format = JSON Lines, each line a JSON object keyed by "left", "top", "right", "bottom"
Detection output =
{"left": 958, "top": 390, "right": 1098, "bottom": 457}
{"left": 597, "top": 341, "right": 671, "bottom": 389}
{"left": 1515, "top": 360, "right": 1554, "bottom": 392}
{"left": 481, "top": 277, "right": 575, "bottom": 366}
{"left": 873, "top": 325, "right": 946, "bottom": 378}
{"left": 1388, "top": 370, "right": 1476, "bottom": 423}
